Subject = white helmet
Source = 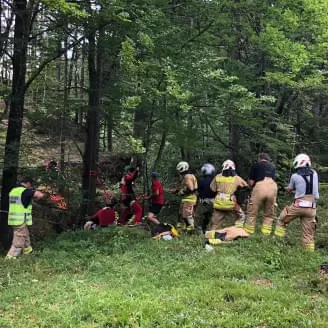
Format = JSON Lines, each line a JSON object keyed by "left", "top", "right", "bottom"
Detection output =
{"left": 201, "top": 163, "right": 215, "bottom": 176}
{"left": 176, "top": 161, "right": 189, "bottom": 173}
{"left": 222, "top": 159, "right": 236, "bottom": 171}
{"left": 293, "top": 154, "right": 311, "bottom": 169}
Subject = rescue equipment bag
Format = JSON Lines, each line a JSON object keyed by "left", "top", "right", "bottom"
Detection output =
{"left": 152, "top": 223, "right": 179, "bottom": 240}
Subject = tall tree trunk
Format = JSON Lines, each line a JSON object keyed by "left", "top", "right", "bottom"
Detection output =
{"left": 153, "top": 129, "right": 167, "bottom": 172}
{"left": 67, "top": 33, "right": 77, "bottom": 97}
{"left": 229, "top": 114, "right": 239, "bottom": 162}
{"left": 0, "top": 3, "right": 14, "bottom": 59}
{"left": 0, "top": 0, "right": 29, "bottom": 250}
{"left": 81, "top": 28, "right": 100, "bottom": 217}
{"left": 133, "top": 107, "right": 147, "bottom": 139}
{"left": 59, "top": 36, "right": 68, "bottom": 194}
{"left": 95, "top": 29, "right": 104, "bottom": 163}
{"left": 60, "top": 38, "right": 68, "bottom": 163}
{"left": 153, "top": 95, "right": 168, "bottom": 171}
{"left": 106, "top": 109, "right": 113, "bottom": 152}
{"left": 75, "top": 40, "right": 86, "bottom": 125}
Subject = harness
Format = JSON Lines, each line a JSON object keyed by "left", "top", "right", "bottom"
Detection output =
{"left": 300, "top": 173, "right": 313, "bottom": 195}
{"left": 295, "top": 171, "right": 316, "bottom": 208}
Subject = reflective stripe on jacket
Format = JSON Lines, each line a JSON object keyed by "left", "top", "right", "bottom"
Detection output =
{"left": 8, "top": 186, "right": 32, "bottom": 226}
{"left": 182, "top": 174, "right": 198, "bottom": 204}
{"left": 213, "top": 176, "right": 236, "bottom": 210}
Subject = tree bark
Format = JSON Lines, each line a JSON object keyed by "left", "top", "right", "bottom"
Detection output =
{"left": 59, "top": 35, "right": 68, "bottom": 194}
{"left": 0, "top": 3, "right": 14, "bottom": 59}
{"left": 106, "top": 109, "right": 113, "bottom": 152}
{"left": 152, "top": 129, "right": 167, "bottom": 172}
{"left": 0, "top": 0, "right": 29, "bottom": 250}
{"left": 229, "top": 114, "right": 239, "bottom": 162}
{"left": 133, "top": 106, "right": 147, "bottom": 140}
{"left": 81, "top": 28, "right": 101, "bottom": 217}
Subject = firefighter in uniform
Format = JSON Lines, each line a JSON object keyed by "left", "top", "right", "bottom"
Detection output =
{"left": 244, "top": 153, "right": 278, "bottom": 235}
{"left": 194, "top": 163, "right": 216, "bottom": 234}
{"left": 274, "top": 154, "right": 319, "bottom": 251}
{"left": 176, "top": 161, "right": 198, "bottom": 231}
{"left": 6, "top": 177, "right": 44, "bottom": 259}
{"left": 209, "top": 160, "right": 248, "bottom": 230}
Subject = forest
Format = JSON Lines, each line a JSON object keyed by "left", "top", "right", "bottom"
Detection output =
{"left": 1, "top": 0, "right": 328, "bottom": 231}
{"left": 0, "top": 0, "right": 328, "bottom": 234}
{"left": 1, "top": 1, "right": 328, "bottom": 327}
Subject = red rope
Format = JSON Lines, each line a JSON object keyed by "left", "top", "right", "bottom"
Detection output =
{"left": 88, "top": 169, "right": 112, "bottom": 203}
{"left": 96, "top": 176, "right": 111, "bottom": 202}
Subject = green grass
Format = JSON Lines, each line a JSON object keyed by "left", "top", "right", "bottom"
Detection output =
{"left": 1, "top": 192, "right": 328, "bottom": 327}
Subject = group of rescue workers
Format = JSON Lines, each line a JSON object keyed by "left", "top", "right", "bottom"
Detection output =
{"left": 175, "top": 152, "right": 318, "bottom": 250}
{"left": 5, "top": 152, "right": 319, "bottom": 259}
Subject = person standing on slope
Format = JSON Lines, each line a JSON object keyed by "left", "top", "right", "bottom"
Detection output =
{"left": 6, "top": 177, "right": 44, "bottom": 259}
{"left": 274, "top": 154, "right": 319, "bottom": 251}
{"left": 146, "top": 172, "right": 165, "bottom": 225}
{"left": 244, "top": 153, "right": 278, "bottom": 235}
{"left": 119, "top": 166, "right": 143, "bottom": 225}
{"left": 209, "top": 160, "right": 248, "bottom": 229}
{"left": 194, "top": 163, "right": 216, "bottom": 233}
{"left": 176, "top": 161, "right": 198, "bottom": 231}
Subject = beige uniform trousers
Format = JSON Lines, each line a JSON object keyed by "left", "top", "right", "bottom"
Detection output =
{"left": 7, "top": 224, "right": 31, "bottom": 257}
{"left": 275, "top": 197, "right": 316, "bottom": 250}
{"left": 179, "top": 201, "right": 196, "bottom": 227}
{"left": 209, "top": 203, "right": 245, "bottom": 230}
{"left": 245, "top": 178, "right": 278, "bottom": 235}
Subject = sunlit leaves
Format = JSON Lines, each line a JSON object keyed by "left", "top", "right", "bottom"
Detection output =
{"left": 121, "top": 96, "right": 142, "bottom": 110}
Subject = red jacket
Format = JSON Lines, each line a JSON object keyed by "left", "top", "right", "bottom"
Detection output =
{"left": 92, "top": 207, "right": 117, "bottom": 226}
{"left": 120, "top": 169, "right": 138, "bottom": 200}
{"left": 151, "top": 179, "right": 164, "bottom": 205}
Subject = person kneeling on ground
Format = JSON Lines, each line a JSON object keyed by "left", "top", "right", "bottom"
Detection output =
{"left": 84, "top": 199, "right": 119, "bottom": 231}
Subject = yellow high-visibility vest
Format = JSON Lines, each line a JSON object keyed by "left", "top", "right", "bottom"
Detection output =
{"left": 8, "top": 186, "right": 32, "bottom": 226}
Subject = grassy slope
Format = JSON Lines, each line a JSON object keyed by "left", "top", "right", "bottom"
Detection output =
{"left": 1, "top": 111, "right": 327, "bottom": 327}
{"left": 1, "top": 193, "right": 328, "bottom": 328}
